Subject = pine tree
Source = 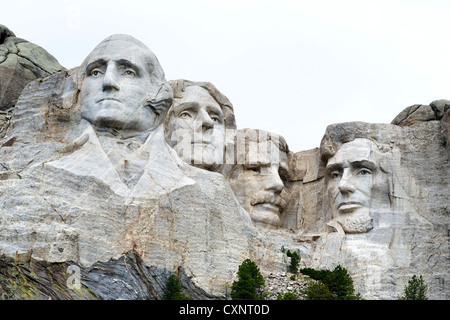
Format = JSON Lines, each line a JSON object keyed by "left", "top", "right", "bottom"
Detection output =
{"left": 325, "top": 265, "right": 356, "bottom": 299}
{"left": 163, "top": 274, "right": 192, "bottom": 300}
{"left": 286, "top": 250, "right": 300, "bottom": 273}
{"left": 399, "top": 275, "right": 428, "bottom": 300}
{"left": 230, "top": 259, "right": 265, "bottom": 300}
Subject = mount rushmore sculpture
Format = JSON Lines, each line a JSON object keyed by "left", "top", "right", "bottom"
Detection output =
{"left": 0, "top": 30, "right": 448, "bottom": 299}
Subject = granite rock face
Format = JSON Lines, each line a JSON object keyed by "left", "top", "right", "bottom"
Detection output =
{"left": 0, "top": 25, "right": 64, "bottom": 111}
{"left": 308, "top": 119, "right": 449, "bottom": 299}
{"left": 0, "top": 25, "right": 64, "bottom": 139}
{"left": 0, "top": 29, "right": 448, "bottom": 300}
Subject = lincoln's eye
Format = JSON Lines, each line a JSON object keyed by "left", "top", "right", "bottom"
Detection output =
{"left": 330, "top": 171, "right": 341, "bottom": 180}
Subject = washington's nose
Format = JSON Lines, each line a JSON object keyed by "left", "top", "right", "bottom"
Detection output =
{"left": 338, "top": 169, "right": 356, "bottom": 194}
{"left": 102, "top": 66, "right": 119, "bottom": 91}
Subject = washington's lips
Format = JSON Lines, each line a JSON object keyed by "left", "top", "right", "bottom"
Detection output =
{"left": 337, "top": 201, "right": 364, "bottom": 212}
{"left": 96, "top": 97, "right": 122, "bottom": 103}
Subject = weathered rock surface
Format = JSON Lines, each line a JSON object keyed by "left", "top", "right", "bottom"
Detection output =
{"left": 0, "top": 30, "right": 448, "bottom": 300}
{"left": 0, "top": 25, "right": 64, "bottom": 110}
{"left": 263, "top": 272, "right": 312, "bottom": 300}
{"left": 0, "top": 37, "right": 260, "bottom": 299}
{"left": 0, "top": 25, "right": 64, "bottom": 139}
{"left": 391, "top": 99, "right": 449, "bottom": 127}
{"left": 307, "top": 118, "right": 449, "bottom": 300}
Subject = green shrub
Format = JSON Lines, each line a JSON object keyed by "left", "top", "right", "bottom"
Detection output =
{"left": 286, "top": 250, "right": 300, "bottom": 274}
{"left": 399, "top": 275, "right": 428, "bottom": 300}
{"left": 230, "top": 259, "right": 265, "bottom": 300}
{"left": 301, "top": 265, "right": 360, "bottom": 300}
{"left": 300, "top": 267, "right": 331, "bottom": 282}
{"left": 305, "top": 281, "right": 333, "bottom": 300}
{"left": 163, "top": 274, "right": 192, "bottom": 300}
{"left": 277, "top": 291, "right": 301, "bottom": 300}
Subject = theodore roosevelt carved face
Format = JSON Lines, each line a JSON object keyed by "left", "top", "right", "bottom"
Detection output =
{"left": 79, "top": 35, "right": 172, "bottom": 133}
{"left": 227, "top": 129, "right": 289, "bottom": 228}
{"left": 325, "top": 138, "right": 390, "bottom": 234}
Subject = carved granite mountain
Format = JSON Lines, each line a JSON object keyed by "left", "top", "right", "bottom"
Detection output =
{"left": 0, "top": 30, "right": 448, "bottom": 300}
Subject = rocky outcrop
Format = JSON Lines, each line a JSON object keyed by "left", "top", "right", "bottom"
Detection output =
{"left": 391, "top": 99, "right": 449, "bottom": 127}
{"left": 263, "top": 272, "right": 312, "bottom": 300}
{"left": 0, "top": 25, "right": 64, "bottom": 137}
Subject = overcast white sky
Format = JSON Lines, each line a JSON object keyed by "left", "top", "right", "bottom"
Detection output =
{"left": 3, "top": 0, "right": 450, "bottom": 152}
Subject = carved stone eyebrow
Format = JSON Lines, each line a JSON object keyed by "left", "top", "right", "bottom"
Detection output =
{"left": 325, "top": 162, "right": 342, "bottom": 173}
{"left": 115, "top": 59, "right": 141, "bottom": 75}
{"left": 85, "top": 58, "right": 107, "bottom": 74}
{"left": 205, "top": 104, "right": 224, "bottom": 119}
{"left": 175, "top": 102, "right": 199, "bottom": 114}
{"left": 349, "top": 159, "right": 377, "bottom": 170}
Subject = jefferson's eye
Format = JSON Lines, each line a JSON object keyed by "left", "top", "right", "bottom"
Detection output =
{"left": 179, "top": 112, "right": 192, "bottom": 119}
{"left": 357, "top": 168, "right": 372, "bottom": 176}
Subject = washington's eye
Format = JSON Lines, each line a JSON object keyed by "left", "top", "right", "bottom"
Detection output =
{"left": 357, "top": 168, "right": 372, "bottom": 176}
{"left": 123, "top": 70, "right": 136, "bottom": 76}
{"left": 90, "top": 69, "right": 102, "bottom": 76}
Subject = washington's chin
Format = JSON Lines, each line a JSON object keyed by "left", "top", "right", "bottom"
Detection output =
{"left": 336, "top": 209, "right": 373, "bottom": 234}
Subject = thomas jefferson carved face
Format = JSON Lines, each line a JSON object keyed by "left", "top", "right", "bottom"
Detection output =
{"left": 325, "top": 138, "right": 390, "bottom": 233}
{"left": 166, "top": 85, "right": 226, "bottom": 170}
{"left": 80, "top": 35, "right": 169, "bottom": 132}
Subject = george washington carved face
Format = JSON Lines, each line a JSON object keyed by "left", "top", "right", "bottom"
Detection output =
{"left": 80, "top": 35, "right": 171, "bottom": 133}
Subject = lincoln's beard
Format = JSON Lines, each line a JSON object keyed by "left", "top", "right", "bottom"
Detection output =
{"left": 336, "top": 209, "right": 373, "bottom": 234}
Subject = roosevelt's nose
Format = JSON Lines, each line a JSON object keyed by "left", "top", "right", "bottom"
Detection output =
{"left": 338, "top": 169, "right": 356, "bottom": 194}
{"left": 264, "top": 164, "right": 284, "bottom": 193}
{"left": 102, "top": 65, "right": 120, "bottom": 91}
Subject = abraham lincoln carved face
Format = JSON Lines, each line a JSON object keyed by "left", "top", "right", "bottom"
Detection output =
{"left": 325, "top": 138, "right": 390, "bottom": 234}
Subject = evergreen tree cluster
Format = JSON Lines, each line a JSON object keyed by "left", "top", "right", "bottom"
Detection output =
{"left": 399, "top": 275, "right": 428, "bottom": 300}
{"left": 301, "top": 265, "right": 361, "bottom": 300}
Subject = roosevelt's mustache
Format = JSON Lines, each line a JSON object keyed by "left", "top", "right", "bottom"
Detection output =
{"left": 250, "top": 191, "right": 287, "bottom": 210}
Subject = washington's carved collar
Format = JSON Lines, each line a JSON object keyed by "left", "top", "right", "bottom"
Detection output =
{"left": 47, "top": 119, "right": 195, "bottom": 199}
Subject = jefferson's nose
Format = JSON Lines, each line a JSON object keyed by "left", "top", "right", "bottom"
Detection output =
{"left": 197, "top": 109, "right": 214, "bottom": 131}
{"left": 102, "top": 66, "right": 120, "bottom": 91}
{"left": 338, "top": 169, "right": 356, "bottom": 194}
